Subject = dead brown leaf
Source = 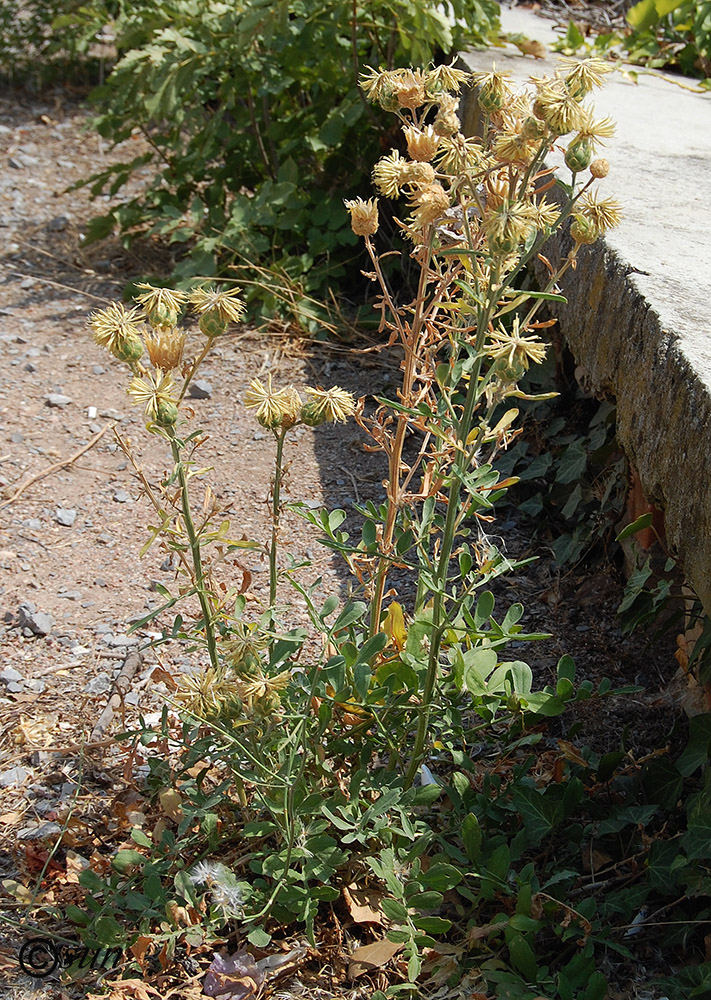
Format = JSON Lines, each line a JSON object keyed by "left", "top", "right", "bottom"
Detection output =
{"left": 348, "top": 937, "right": 403, "bottom": 979}
{"left": 342, "top": 883, "right": 385, "bottom": 925}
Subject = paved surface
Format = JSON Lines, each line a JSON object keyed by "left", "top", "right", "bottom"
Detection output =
{"left": 460, "top": 7, "right": 711, "bottom": 611}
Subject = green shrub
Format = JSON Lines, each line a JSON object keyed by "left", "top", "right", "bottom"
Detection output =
{"left": 74, "top": 0, "right": 500, "bottom": 325}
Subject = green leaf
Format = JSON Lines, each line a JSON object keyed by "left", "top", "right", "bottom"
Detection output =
{"left": 461, "top": 813, "right": 482, "bottom": 862}
{"left": 597, "top": 804, "right": 657, "bottom": 835}
{"left": 130, "top": 827, "right": 152, "bottom": 848}
{"left": 513, "top": 786, "right": 563, "bottom": 844}
{"left": 677, "top": 713, "right": 711, "bottom": 776}
{"left": 247, "top": 926, "right": 272, "bottom": 947}
{"left": 381, "top": 897, "right": 409, "bottom": 923}
{"left": 92, "top": 915, "right": 124, "bottom": 947}
{"left": 507, "top": 930, "right": 539, "bottom": 979}
{"left": 627, "top": 0, "right": 660, "bottom": 29}
{"left": 413, "top": 915, "right": 452, "bottom": 934}
{"left": 616, "top": 512, "right": 653, "bottom": 541}
{"left": 112, "top": 849, "right": 144, "bottom": 873}
{"left": 420, "top": 863, "right": 463, "bottom": 891}
{"left": 643, "top": 758, "right": 683, "bottom": 808}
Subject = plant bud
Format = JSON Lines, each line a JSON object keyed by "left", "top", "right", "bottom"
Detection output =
{"left": 198, "top": 311, "right": 228, "bottom": 338}
{"left": 570, "top": 215, "right": 598, "bottom": 245}
{"left": 590, "top": 158, "right": 610, "bottom": 178}
{"left": 300, "top": 400, "right": 327, "bottom": 427}
{"left": 147, "top": 304, "right": 180, "bottom": 330}
{"left": 111, "top": 334, "right": 144, "bottom": 364}
{"left": 344, "top": 197, "right": 379, "bottom": 237}
{"left": 564, "top": 136, "right": 593, "bottom": 173}
{"left": 378, "top": 85, "right": 400, "bottom": 113}
{"left": 478, "top": 82, "right": 504, "bottom": 114}
{"left": 155, "top": 399, "right": 179, "bottom": 426}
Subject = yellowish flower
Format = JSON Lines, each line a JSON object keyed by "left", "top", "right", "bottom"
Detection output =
{"left": 393, "top": 68, "right": 428, "bottom": 110}
{"left": 127, "top": 369, "right": 179, "bottom": 425}
{"left": 301, "top": 386, "right": 356, "bottom": 425}
{"left": 244, "top": 374, "right": 302, "bottom": 429}
{"left": 373, "top": 150, "right": 410, "bottom": 198}
{"left": 426, "top": 64, "right": 471, "bottom": 94}
{"left": 359, "top": 65, "right": 391, "bottom": 101}
{"left": 534, "top": 78, "right": 585, "bottom": 135}
{"left": 436, "top": 134, "right": 484, "bottom": 173}
{"left": 493, "top": 129, "right": 537, "bottom": 165}
{"left": 89, "top": 302, "right": 143, "bottom": 351}
{"left": 483, "top": 200, "right": 535, "bottom": 256}
{"left": 189, "top": 285, "right": 246, "bottom": 337}
{"left": 488, "top": 318, "right": 547, "bottom": 370}
{"left": 562, "top": 57, "right": 612, "bottom": 98}
{"left": 134, "top": 283, "right": 187, "bottom": 329}
{"left": 344, "top": 197, "right": 379, "bottom": 237}
{"left": 577, "top": 190, "right": 623, "bottom": 233}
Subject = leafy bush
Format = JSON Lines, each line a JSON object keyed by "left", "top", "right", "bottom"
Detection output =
{"left": 554, "top": 0, "right": 711, "bottom": 83}
{"left": 0, "top": 0, "right": 113, "bottom": 86}
{"left": 73, "top": 0, "right": 501, "bottom": 325}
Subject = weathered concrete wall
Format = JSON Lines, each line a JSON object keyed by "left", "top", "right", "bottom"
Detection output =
{"left": 459, "top": 7, "right": 711, "bottom": 612}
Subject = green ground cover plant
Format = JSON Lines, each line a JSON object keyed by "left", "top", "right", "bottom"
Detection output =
{"left": 10, "top": 56, "right": 711, "bottom": 1000}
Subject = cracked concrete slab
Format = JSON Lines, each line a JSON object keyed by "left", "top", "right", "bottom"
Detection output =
{"left": 460, "top": 7, "right": 711, "bottom": 610}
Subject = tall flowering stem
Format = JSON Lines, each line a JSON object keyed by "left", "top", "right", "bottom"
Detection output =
{"left": 347, "top": 58, "right": 622, "bottom": 787}
{"left": 167, "top": 429, "right": 220, "bottom": 672}
{"left": 269, "top": 429, "right": 287, "bottom": 612}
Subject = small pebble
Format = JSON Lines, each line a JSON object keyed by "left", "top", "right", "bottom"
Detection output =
{"left": 84, "top": 673, "right": 112, "bottom": 696}
{"left": 54, "top": 507, "right": 76, "bottom": 527}
{"left": 45, "top": 393, "right": 72, "bottom": 408}
{"left": 113, "top": 490, "right": 131, "bottom": 503}
{"left": 188, "top": 379, "right": 213, "bottom": 400}
{"left": 0, "top": 766, "right": 30, "bottom": 787}
{"left": 17, "top": 603, "right": 53, "bottom": 636}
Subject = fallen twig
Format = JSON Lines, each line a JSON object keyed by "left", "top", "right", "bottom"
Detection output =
{"left": 90, "top": 650, "right": 142, "bottom": 742}
{"left": 0, "top": 423, "right": 114, "bottom": 511}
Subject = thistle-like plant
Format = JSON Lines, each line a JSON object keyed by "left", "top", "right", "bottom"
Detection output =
{"left": 343, "top": 57, "right": 621, "bottom": 784}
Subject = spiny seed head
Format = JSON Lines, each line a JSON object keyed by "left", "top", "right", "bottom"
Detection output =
{"left": 134, "top": 284, "right": 187, "bottom": 330}
{"left": 301, "top": 386, "right": 356, "bottom": 425}
{"left": 344, "top": 197, "right": 379, "bottom": 237}
{"left": 111, "top": 333, "right": 144, "bottom": 364}
{"left": 570, "top": 215, "right": 599, "bottom": 245}
{"left": 404, "top": 162, "right": 436, "bottom": 186}
{"left": 474, "top": 65, "right": 512, "bottom": 113}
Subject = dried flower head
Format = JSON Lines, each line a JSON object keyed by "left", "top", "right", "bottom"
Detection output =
{"left": 89, "top": 302, "right": 144, "bottom": 362}
{"left": 393, "top": 68, "right": 428, "bottom": 109}
{"left": 222, "top": 623, "right": 269, "bottom": 665}
{"left": 236, "top": 667, "right": 291, "bottom": 715}
{"left": 474, "top": 65, "right": 513, "bottom": 114}
{"left": 244, "top": 374, "right": 302, "bottom": 429}
{"left": 301, "top": 386, "right": 356, "bottom": 426}
{"left": 373, "top": 150, "right": 411, "bottom": 199}
{"left": 590, "top": 158, "right": 610, "bottom": 178}
{"left": 488, "top": 318, "right": 547, "bottom": 370}
{"left": 577, "top": 190, "right": 623, "bottom": 234}
{"left": 134, "top": 284, "right": 187, "bottom": 329}
{"left": 408, "top": 182, "right": 450, "bottom": 229}
{"left": 483, "top": 200, "right": 535, "bottom": 256}
{"left": 344, "top": 197, "right": 379, "bottom": 237}
{"left": 144, "top": 327, "right": 187, "bottom": 371}
{"left": 127, "top": 369, "right": 179, "bottom": 426}
{"left": 562, "top": 56, "right": 612, "bottom": 99}
{"left": 493, "top": 129, "right": 537, "bottom": 165}
{"left": 534, "top": 78, "right": 585, "bottom": 135}
{"left": 359, "top": 66, "right": 391, "bottom": 101}
{"left": 189, "top": 285, "right": 246, "bottom": 337}
{"left": 437, "top": 134, "right": 484, "bottom": 174}
{"left": 403, "top": 124, "right": 440, "bottom": 163}
{"left": 426, "top": 64, "right": 471, "bottom": 95}
{"left": 188, "top": 861, "right": 244, "bottom": 917}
